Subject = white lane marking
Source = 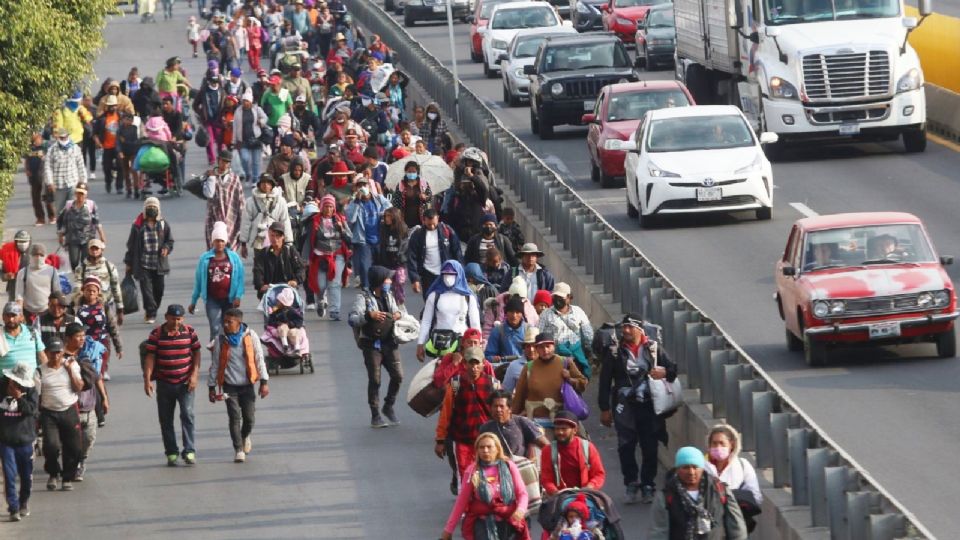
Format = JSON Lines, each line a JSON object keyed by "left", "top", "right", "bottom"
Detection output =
{"left": 789, "top": 202, "right": 819, "bottom": 217}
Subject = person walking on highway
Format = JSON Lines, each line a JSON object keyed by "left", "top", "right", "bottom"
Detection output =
{"left": 464, "top": 214, "right": 518, "bottom": 268}
{"left": 377, "top": 208, "right": 409, "bottom": 309}
{"left": 253, "top": 222, "right": 304, "bottom": 300}
{"left": 597, "top": 314, "right": 677, "bottom": 504}
{"left": 74, "top": 239, "right": 124, "bottom": 326}
{"left": 484, "top": 295, "right": 528, "bottom": 367}
{"left": 194, "top": 74, "right": 228, "bottom": 165}
{"left": 144, "top": 304, "right": 202, "bottom": 467}
{"left": 540, "top": 410, "right": 605, "bottom": 497}
{"left": 537, "top": 282, "right": 593, "bottom": 379}
{"left": 304, "top": 194, "right": 352, "bottom": 320}
{"left": 38, "top": 337, "right": 83, "bottom": 492}
{"left": 74, "top": 277, "right": 123, "bottom": 383}
{"left": 190, "top": 222, "right": 245, "bottom": 342}
{"left": 68, "top": 322, "right": 108, "bottom": 481}
{"left": 1, "top": 303, "right": 46, "bottom": 373}
{"left": 207, "top": 308, "right": 269, "bottom": 463}
{"left": 56, "top": 182, "right": 105, "bottom": 271}
{"left": 14, "top": 244, "right": 62, "bottom": 324}
{"left": 510, "top": 333, "right": 587, "bottom": 434}
{"left": 348, "top": 266, "right": 404, "bottom": 428}
{"left": 406, "top": 209, "right": 462, "bottom": 300}
{"left": 479, "top": 389, "right": 548, "bottom": 460}
{"left": 91, "top": 95, "right": 122, "bottom": 194}
{"left": 500, "top": 243, "right": 555, "bottom": 301}
{"left": 24, "top": 132, "right": 55, "bottom": 227}
{"left": 705, "top": 424, "right": 762, "bottom": 533}
{"left": 203, "top": 150, "right": 245, "bottom": 250}
{"left": 124, "top": 197, "right": 174, "bottom": 325}
{"left": 0, "top": 361, "right": 39, "bottom": 522}
{"left": 240, "top": 174, "right": 292, "bottom": 259}
{"left": 417, "top": 260, "right": 481, "bottom": 362}
{"left": 44, "top": 128, "right": 86, "bottom": 215}
{"left": 39, "top": 293, "right": 80, "bottom": 348}
{"left": 234, "top": 89, "right": 269, "bottom": 184}
{"left": 1, "top": 231, "right": 32, "bottom": 302}
{"left": 344, "top": 176, "right": 391, "bottom": 291}
{"left": 648, "top": 447, "right": 748, "bottom": 540}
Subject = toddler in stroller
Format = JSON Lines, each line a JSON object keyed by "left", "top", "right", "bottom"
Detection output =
{"left": 258, "top": 284, "right": 314, "bottom": 374}
{"left": 540, "top": 489, "right": 624, "bottom": 540}
{"left": 552, "top": 493, "right": 605, "bottom": 540}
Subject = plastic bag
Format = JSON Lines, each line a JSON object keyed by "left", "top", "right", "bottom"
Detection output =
{"left": 195, "top": 125, "right": 209, "bottom": 148}
{"left": 137, "top": 146, "right": 170, "bottom": 173}
{"left": 121, "top": 274, "right": 140, "bottom": 315}
{"left": 649, "top": 374, "right": 682, "bottom": 416}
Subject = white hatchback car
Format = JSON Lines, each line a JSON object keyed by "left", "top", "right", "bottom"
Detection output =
{"left": 480, "top": 1, "right": 566, "bottom": 78}
{"left": 614, "top": 105, "right": 778, "bottom": 228}
{"left": 499, "top": 27, "right": 577, "bottom": 106}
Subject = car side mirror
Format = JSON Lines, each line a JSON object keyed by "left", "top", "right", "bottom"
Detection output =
{"left": 759, "top": 132, "right": 779, "bottom": 144}
{"left": 581, "top": 113, "right": 596, "bottom": 123}
{"left": 940, "top": 255, "right": 954, "bottom": 266}
{"left": 497, "top": 53, "right": 508, "bottom": 62}
{"left": 782, "top": 266, "right": 797, "bottom": 276}
{"left": 523, "top": 65, "right": 536, "bottom": 75}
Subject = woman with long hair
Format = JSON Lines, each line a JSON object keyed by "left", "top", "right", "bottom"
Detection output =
{"left": 377, "top": 207, "right": 409, "bottom": 309}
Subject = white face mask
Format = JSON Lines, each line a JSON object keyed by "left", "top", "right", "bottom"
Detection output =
{"left": 443, "top": 275, "right": 456, "bottom": 287}
{"left": 427, "top": 112, "right": 438, "bottom": 121}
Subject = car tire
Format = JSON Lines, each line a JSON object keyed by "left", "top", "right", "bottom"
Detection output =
{"left": 756, "top": 206, "right": 772, "bottom": 221}
{"left": 395, "top": 6, "right": 404, "bottom": 15}
{"left": 803, "top": 336, "right": 828, "bottom": 367}
{"left": 645, "top": 49, "right": 654, "bottom": 71}
{"left": 404, "top": 12, "right": 415, "bottom": 26}
{"left": 591, "top": 162, "right": 600, "bottom": 183}
{"left": 385, "top": 0, "right": 394, "bottom": 11}
{"left": 903, "top": 128, "right": 927, "bottom": 153}
{"left": 503, "top": 85, "right": 520, "bottom": 107}
{"left": 471, "top": 49, "right": 483, "bottom": 63}
{"left": 785, "top": 328, "right": 803, "bottom": 352}
{"left": 638, "top": 209, "right": 657, "bottom": 228}
{"left": 936, "top": 326, "right": 956, "bottom": 358}
{"left": 539, "top": 115, "right": 554, "bottom": 139}
{"left": 530, "top": 108, "right": 540, "bottom": 135}
{"left": 483, "top": 59, "right": 494, "bottom": 78}
{"left": 600, "top": 170, "right": 618, "bottom": 188}
{"left": 627, "top": 199, "right": 639, "bottom": 218}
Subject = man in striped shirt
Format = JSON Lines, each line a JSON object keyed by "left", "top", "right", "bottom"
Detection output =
{"left": 143, "top": 304, "right": 201, "bottom": 467}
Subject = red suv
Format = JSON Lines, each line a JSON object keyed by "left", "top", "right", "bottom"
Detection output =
{"left": 775, "top": 212, "right": 958, "bottom": 366}
{"left": 583, "top": 80, "right": 693, "bottom": 188}
{"left": 601, "top": 0, "right": 668, "bottom": 44}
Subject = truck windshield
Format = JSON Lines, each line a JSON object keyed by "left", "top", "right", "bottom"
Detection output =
{"left": 542, "top": 42, "right": 631, "bottom": 72}
{"left": 802, "top": 224, "right": 936, "bottom": 270}
{"left": 646, "top": 115, "right": 755, "bottom": 152}
{"left": 764, "top": 0, "right": 899, "bottom": 25}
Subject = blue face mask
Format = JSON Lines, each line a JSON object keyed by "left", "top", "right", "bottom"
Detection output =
{"left": 381, "top": 283, "right": 392, "bottom": 294}
{"left": 405, "top": 172, "right": 418, "bottom": 181}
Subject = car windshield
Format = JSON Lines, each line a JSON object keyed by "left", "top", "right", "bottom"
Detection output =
{"left": 542, "top": 42, "right": 631, "bottom": 72}
{"left": 616, "top": 0, "right": 670, "bottom": 7}
{"left": 607, "top": 89, "right": 689, "bottom": 121}
{"left": 646, "top": 115, "right": 755, "bottom": 152}
{"left": 514, "top": 36, "right": 549, "bottom": 57}
{"left": 481, "top": 0, "right": 514, "bottom": 18}
{"left": 764, "top": 0, "right": 898, "bottom": 25}
{"left": 646, "top": 7, "right": 675, "bottom": 26}
{"left": 801, "top": 224, "right": 936, "bottom": 271}
{"left": 490, "top": 7, "right": 557, "bottom": 29}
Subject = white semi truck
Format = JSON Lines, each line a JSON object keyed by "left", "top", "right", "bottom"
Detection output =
{"left": 673, "top": 0, "right": 932, "bottom": 155}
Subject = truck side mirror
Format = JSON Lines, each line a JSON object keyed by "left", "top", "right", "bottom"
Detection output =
{"left": 523, "top": 65, "right": 536, "bottom": 75}
{"left": 940, "top": 255, "right": 954, "bottom": 266}
{"left": 782, "top": 266, "right": 797, "bottom": 276}
{"left": 919, "top": 0, "right": 933, "bottom": 16}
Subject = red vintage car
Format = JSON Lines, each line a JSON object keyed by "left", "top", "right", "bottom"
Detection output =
{"left": 775, "top": 212, "right": 957, "bottom": 366}
{"left": 601, "top": 0, "right": 668, "bottom": 44}
{"left": 582, "top": 80, "right": 693, "bottom": 188}
{"left": 469, "top": 0, "right": 521, "bottom": 62}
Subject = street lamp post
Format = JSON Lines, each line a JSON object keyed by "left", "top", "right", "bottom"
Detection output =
{"left": 444, "top": 0, "right": 461, "bottom": 123}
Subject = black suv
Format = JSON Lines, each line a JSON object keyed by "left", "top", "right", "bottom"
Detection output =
{"left": 525, "top": 33, "right": 637, "bottom": 139}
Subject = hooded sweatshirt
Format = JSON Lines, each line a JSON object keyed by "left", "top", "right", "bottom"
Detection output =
{"left": 0, "top": 381, "right": 39, "bottom": 446}
{"left": 704, "top": 426, "right": 762, "bottom": 505}
{"left": 417, "top": 261, "right": 481, "bottom": 345}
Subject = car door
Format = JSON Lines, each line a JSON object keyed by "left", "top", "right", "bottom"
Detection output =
{"left": 586, "top": 89, "right": 606, "bottom": 167}
{"left": 625, "top": 113, "right": 647, "bottom": 207}
{"left": 777, "top": 225, "right": 803, "bottom": 331}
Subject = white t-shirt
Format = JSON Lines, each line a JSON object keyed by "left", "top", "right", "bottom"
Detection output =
{"left": 424, "top": 229, "right": 442, "bottom": 275}
{"left": 39, "top": 360, "right": 80, "bottom": 411}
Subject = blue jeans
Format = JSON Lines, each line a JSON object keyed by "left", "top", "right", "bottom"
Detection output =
{"left": 197, "top": 0, "right": 206, "bottom": 16}
{"left": 0, "top": 443, "right": 33, "bottom": 513}
{"left": 205, "top": 298, "right": 233, "bottom": 342}
{"left": 316, "top": 254, "right": 345, "bottom": 316}
{"left": 156, "top": 380, "right": 196, "bottom": 457}
{"left": 238, "top": 146, "right": 262, "bottom": 183}
{"left": 352, "top": 243, "right": 374, "bottom": 290}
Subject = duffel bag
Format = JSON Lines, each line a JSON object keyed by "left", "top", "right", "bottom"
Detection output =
{"left": 406, "top": 359, "right": 445, "bottom": 417}
{"left": 513, "top": 456, "right": 542, "bottom": 513}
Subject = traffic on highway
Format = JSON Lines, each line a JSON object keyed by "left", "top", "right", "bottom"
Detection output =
{"left": 384, "top": 0, "right": 960, "bottom": 535}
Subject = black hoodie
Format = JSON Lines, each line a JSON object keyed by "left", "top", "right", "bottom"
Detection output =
{"left": 0, "top": 378, "right": 39, "bottom": 446}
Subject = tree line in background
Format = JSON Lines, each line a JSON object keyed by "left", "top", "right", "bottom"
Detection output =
{"left": 0, "top": 0, "right": 116, "bottom": 234}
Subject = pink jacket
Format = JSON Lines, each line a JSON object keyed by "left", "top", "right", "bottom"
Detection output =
{"left": 144, "top": 116, "right": 172, "bottom": 142}
{"left": 482, "top": 292, "right": 539, "bottom": 341}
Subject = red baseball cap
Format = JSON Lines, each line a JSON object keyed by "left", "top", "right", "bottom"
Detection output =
{"left": 463, "top": 328, "right": 482, "bottom": 342}
{"left": 268, "top": 75, "right": 281, "bottom": 85}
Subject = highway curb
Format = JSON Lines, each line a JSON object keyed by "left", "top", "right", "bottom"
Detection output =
{"left": 925, "top": 83, "right": 960, "bottom": 142}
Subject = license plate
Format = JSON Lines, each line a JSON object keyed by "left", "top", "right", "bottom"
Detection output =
{"left": 839, "top": 122, "right": 860, "bottom": 135}
{"left": 696, "top": 187, "right": 721, "bottom": 201}
{"left": 583, "top": 100, "right": 594, "bottom": 111}
{"left": 433, "top": 5, "right": 445, "bottom": 11}
{"left": 868, "top": 321, "right": 901, "bottom": 339}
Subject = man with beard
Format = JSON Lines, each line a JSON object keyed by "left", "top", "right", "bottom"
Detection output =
{"left": 479, "top": 389, "right": 548, "bottom": 459}
{"left": 202, "top": 151, "right": 245, "bottom": 250}
{"left": 0, "top": 303, "right": 47, "bottom": 372}
{"left": 540, "top": 410, "right": 605, "bottom": 496}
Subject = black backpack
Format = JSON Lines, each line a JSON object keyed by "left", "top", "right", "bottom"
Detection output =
{"left": 78, "top": 360, "right": 97, "bottom": 392}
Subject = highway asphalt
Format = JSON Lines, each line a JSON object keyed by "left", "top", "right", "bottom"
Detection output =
{"left": 2, "top": 4, "right": 655, "bottom": 538}
{"left": 391, "top": 12, "right": 960, "bottom": 537}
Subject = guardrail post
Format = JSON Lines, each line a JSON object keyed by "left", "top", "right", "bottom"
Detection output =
{"left": 808, "top": 447, "right": 838, "bottom": 527}
{"left": 752, "top": 391, "right": 775, "bottom": 468}
{"left": 846, "top": 491, "right": 874, "bottom": 540}
{"left": 788, "top": 427, "right": 811, "bottom": 505}
{"left": 682, "top": 322, "right": 710, "bottom": 387}
{"left": 737, "top": 378, "right": 765, "bottom": 452}
{"left": 672, "top": 311, "right": 698, "bottom": 371}
{"left": 636, "top": 274, "right": 660, "bottom": 321}
{"left": 693, "top": 334, "right": 720, "bottom": 393}
{"left": 710, "top": 350, "right": 737, "bottom": 416}
{"left": 595, "top": 236, "right": 615, "bottom": 286}
{"left": 869, "top": 514, "right": 905, "bottom": 540}
{"left": 586, "top": 229, "right": 605, "bottom": 276}
{"left": 624, "top": 266, "right": 645, "bottom": 314}
{"left": 826, "top": 466, "right": 856, "bottom": 540}
{"left": 648, "top": 286, "right": 666, "bottom": 327}
{"left": 723, "top": 363, "right": 752, "bottom": 427}
{"left": 660, "top": 298, "right": 681, "bottom": 352}
{"left": 771, "top": 412, "right": 801, "bottom": 487}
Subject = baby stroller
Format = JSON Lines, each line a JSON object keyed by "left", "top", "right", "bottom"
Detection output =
{"left": 258, "top": 284, "right": 315, "bottom": 375}
{"left": 538, "top": 489, "right": 625, "bottom": 540}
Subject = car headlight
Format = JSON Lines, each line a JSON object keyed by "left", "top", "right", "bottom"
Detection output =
{"left": 491, "top": 39, "right": 508, "bottom": 50}
{"left": 769, "top": 76, "right": 798, "bottom": 100}
{"left": 603, "top": 138, "right": 624, "bottom": 150}
{"left": 733, "top": 154, "right": 763, "bottom": 175}
{"left": 933, "top": 289, "right": 951, "bottom": 306}
{"left": 514, "top": 68, "right": 526, "bottom": 79}
{"left": 829, "top": 300, "right": 845, "bottom": 316}
{"left": 647, "top": 163, "right": 680, "bottom": 178}
{"left": 812, "top": 300, "right": 829, "bottom": 319}
{"left": 550, "top": 82, "right": 564, "bottom": 96}
{"left": 616, "top": 17, "right": 633, "bottom": 26}
{"left": 897, "top": 68, "right": 921, "bottom": 93}
{"left": 917, "top": 291, "right": 933, "bottom": 308}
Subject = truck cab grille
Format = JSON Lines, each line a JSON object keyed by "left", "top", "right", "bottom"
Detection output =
{"left": 801, "top": 51, "right": 890, "bottom": 101}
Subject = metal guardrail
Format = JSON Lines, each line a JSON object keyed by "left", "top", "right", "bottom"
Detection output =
{"left": 346, "top": 0, "right": 935, "bottom": 537}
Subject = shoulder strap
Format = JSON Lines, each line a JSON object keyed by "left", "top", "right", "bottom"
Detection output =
{"left": 551, "top": 441, "right": 560, "bottom": 488}
{"left": 581, "top": 438, "right": 590, "bottom": 469}
{"left": 715, "top": 478, "right": 727, "bottom": 505}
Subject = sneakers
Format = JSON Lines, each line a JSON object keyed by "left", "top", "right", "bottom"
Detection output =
{"left": 46, "top": 475, "right": 57, "bottom": 491}
{"left": 19, "top": 505, "right": 29, "bottom": 518}
{"left": 9, "top": 511, "right": 20, "bottom": 522}
{"left": 234, "top": 451, "right": 246, "bottom": 463}
{"left": 75, "top": 461, "right": 85, "bottom": 481}
{"left": 370, "top": 414, "right": 389, "bottom": 428}
{"left": 102, "top": 371, "right": 111, "bottom": 381}
{"left": 61, "top": 481, "right": 74, "bottom": 491}
{"left": 98, "top": 418, "right": 106, "bottom": 427}
{"left": 640, "top": 485, "right": 656, "bottom": 504}
{"left": 243, "top": 437, "right": 252, "bottom": 454}
{"left": 305, "top": 302, "right": 316, "bottom": 311}
{"left": 88, "top": 172, "right": 96, "bottom": 180}
{"left": 167, "top": 453, "right": 179, "bottom": 467}
{"left": 316, "top": 302, "right": 326, "bottom": 318}
{"left": 183, "top": 452, "right": 196, "bottom": 465}
{"left": 382, "top": 405, "right": 398, "bottom": 425}
{"left": 625, "top": 483, "right": 640, "bottom": 505}
{"left": 145, "top": 315, "right": 156, "bottom": 324}
{"left": 329, "top": 312, "right": 341, "bottom": 321}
